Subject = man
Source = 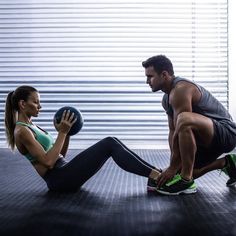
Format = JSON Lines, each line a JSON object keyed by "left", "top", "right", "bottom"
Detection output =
{"left": 142, "top": 55, "right": 236, "bottom": 195}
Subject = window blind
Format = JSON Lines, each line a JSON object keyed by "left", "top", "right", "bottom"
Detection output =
{"left": 0, "top": 0, "right": 228, "bottom": 149}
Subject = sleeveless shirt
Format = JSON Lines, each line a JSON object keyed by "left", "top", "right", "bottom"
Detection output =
{"left": 162, "top": 76, "right": 236, "bottom": 135}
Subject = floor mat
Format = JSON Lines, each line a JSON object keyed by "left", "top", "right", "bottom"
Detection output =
{"left": 0, "top": 148, "right": 236, "bottom": 236}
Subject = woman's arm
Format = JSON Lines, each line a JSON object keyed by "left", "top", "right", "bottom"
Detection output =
{"left": 60, "top": 135, "right": 70, "bottom": 157}
{"left": 16, "top": 110, "right": 76, "bottom": 168}
{"left": 17, "top": 127, "right": 67, "bottom": 169}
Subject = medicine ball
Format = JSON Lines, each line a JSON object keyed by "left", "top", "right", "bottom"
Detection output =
{"left": 54, "top": 106, "right": 83, "bottom": 136}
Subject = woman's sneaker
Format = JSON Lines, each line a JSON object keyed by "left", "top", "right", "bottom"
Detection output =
{"left": 222, "top": 154, "right": 236, "bottom": 187}
{"left": 147, "top": 178, "right": 158, "bottom": 192}
{"left": 147, "top": 168, "right": 162, "bottom": 192}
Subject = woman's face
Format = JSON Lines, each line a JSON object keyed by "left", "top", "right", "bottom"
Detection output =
{"left": 22, "top": 91, "right": 41, "bottom": 117}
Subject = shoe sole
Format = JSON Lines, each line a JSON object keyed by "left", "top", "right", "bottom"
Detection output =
{"left": 147, "top": 186, "right": 156, "bottom": 192}
{"left": 155, "top": 188, "right": 197, "bottom": 195}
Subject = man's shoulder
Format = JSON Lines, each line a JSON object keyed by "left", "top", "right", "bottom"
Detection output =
{"left": 173, "top": 79, "right": 200, "bottom": 97}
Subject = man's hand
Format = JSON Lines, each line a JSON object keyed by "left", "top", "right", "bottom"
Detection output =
{"left": 156, "top": 167, "right": 176, "bottom": 188}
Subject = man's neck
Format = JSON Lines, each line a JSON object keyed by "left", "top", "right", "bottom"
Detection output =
{"left": 162, "top": 76, "right": 176, "bottom": 94}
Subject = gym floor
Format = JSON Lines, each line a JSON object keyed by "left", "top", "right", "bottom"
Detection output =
{"left": 1, "top": 148, "right": 236, "bottom": 236}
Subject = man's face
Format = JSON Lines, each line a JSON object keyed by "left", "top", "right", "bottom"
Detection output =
{"left": 145, "top": 66, "right": 165, "bottom": 92}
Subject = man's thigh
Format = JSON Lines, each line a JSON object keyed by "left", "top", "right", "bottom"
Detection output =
{"left": 194, "top": 119, "right": 236, "bottom": 168}
{"left": 177, "top": 112, "right": 214, "bottom": 147}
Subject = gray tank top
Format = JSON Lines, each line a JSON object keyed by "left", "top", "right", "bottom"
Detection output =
{"left": 162, "top": 76, "right": 236, "bottom": 134}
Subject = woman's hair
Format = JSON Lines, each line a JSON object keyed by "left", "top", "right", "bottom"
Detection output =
{"left": 142, "top": 55, "right": 174, "bottom": 76}
{"left": 5, "top": 85, "right": 38, "bottom": 150}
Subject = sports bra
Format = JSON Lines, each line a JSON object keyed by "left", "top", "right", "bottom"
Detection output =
{"left": 16, "top": 121, "right": 54, "bottom": 164}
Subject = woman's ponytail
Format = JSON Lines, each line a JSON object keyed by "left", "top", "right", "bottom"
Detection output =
{"left": 5, "top": 91, "right": 17, "bottom": 150}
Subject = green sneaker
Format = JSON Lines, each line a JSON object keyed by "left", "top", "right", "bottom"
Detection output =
{"left": 156, "top": 174, "right": 197, "bottom": 195}
{"left": 222, "top": 154, "right": 236, "bottom": 187}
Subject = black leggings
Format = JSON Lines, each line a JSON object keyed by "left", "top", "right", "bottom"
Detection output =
{"left": 43, "top": 137, "right": 156, "bottom": 192}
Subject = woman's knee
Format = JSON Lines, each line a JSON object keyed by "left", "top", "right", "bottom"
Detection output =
{"left": 102, "top": 136, "right": 118, "bottom": 146}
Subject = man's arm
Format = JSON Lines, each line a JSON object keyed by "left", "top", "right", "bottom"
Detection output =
{"left": 156, "top": 82, "right": 196, "bottom": 186}
{"left": 156, "top": 115, "right": 181, "bottom": 187}
{"left": 168, "top": 115, "right": 181, "bottom": 172}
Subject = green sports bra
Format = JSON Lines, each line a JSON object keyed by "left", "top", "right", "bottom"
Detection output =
{"left": 16, "top": 121, "right": 54, "bottom": 164}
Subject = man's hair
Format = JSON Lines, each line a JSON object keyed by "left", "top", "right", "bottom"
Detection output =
{"left": 142, "top": 55, "right": 174, "bottom": 76}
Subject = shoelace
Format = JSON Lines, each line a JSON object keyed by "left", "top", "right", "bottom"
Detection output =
{"left": 218, "top": 165, "right": 228, "bottom": 176}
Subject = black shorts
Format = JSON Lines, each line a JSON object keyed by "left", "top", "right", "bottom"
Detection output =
{"left": 194, "top": 119, "right": 236, "bottom": 168}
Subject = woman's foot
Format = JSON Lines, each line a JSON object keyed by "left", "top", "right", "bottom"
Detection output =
{"left": 147, "top": 168, "right": 162, "bottom": 192}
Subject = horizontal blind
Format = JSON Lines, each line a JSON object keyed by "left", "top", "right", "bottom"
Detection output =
{"left": 0, "top": 0, "right": 228, "bottom": 149}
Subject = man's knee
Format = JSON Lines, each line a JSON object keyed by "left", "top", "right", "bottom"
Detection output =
{"left": 176, "top": 112, "right": 195, "bottom": 131}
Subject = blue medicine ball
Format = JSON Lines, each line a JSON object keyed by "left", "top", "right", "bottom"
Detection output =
{"left": 54, "top": 106, "right": 83, "bottom": 136}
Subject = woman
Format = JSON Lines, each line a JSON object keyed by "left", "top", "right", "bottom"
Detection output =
{"left": 5, "top": 85, "right": 161, "bottom": 192}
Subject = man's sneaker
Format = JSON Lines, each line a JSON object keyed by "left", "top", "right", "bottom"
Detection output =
{"left": 226, "top": 178, "right": 236, "bottom": 187}
{"left": 147, "top": 168, "right": 162, "bottom": 192}
{"left": 156, "top": 174, "right": 197, "bottom": 195}
{"left": 222, "top": 154, "right": 236, "bottom": 187}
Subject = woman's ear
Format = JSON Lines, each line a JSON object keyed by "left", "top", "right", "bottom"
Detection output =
{"left": 18, "top": 100, "right": 26, "bottom": 110}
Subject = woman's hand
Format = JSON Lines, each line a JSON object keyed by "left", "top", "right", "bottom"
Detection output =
{"left": 54, "top": 110, "right": 77, "bottom": 135}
